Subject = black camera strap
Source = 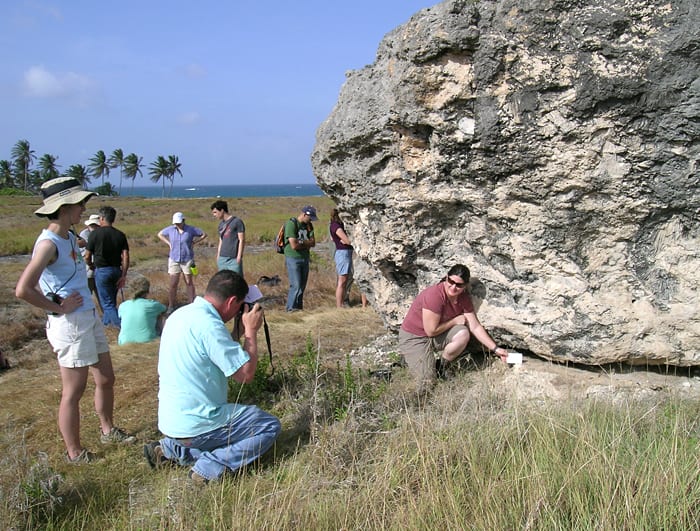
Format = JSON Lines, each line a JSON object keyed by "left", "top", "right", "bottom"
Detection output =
{"left": 40, "top": 231, "right": 79, "bottom": 302}
{"left": 232, "top": 311, "right": 274, "bottom": 377}
{"left": 263, "top": 315, "right": 274, "bottom": 376}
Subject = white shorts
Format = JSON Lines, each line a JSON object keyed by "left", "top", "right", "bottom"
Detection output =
{"left": 46, "top": 309, "right": 109, "bottom": 368}
{"left": 168, "top": 258, "right": 193, "bottom": 275}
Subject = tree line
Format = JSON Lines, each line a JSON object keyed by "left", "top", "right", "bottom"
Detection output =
{"left": 0, "top": 139, "right": 182, "bottom": 197}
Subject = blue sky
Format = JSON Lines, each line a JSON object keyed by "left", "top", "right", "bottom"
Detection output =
{"left": 0, "top": 1, "right": 436, "bottom": 187}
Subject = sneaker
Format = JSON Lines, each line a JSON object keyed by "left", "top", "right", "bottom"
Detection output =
{"left": 188, "top": 469, "right": 210, "bottom": 486}
{"left": 64, "top": 448, "right": 97, "bottom": 464}
{"left": 143, "top": 441, "right": 171, "bottom": 469}
{"left": 100, "top": 427, "right": 136, "bottom": 444}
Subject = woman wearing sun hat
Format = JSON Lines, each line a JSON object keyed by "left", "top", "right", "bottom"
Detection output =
{"left": 15, "top": 177, "right": 135, "bottom": 464}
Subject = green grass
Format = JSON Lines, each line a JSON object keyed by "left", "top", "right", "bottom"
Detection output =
{"left": 3, "top": 369, "right": 700, "bottom": 529}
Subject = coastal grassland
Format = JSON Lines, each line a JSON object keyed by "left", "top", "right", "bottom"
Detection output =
{"left": 2, "top": 195, "right": 700, "bottom": 529}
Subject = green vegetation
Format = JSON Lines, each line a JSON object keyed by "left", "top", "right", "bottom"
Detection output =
{"left": 0, "top": 139, "right": 182, "bottom": 196}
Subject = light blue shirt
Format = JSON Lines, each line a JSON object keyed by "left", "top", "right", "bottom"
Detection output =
{"left": 35, "top": 229, "right": 94, "bottom": 312}
{"left": 157, "top": 296, "right": 250, "bottom": 438}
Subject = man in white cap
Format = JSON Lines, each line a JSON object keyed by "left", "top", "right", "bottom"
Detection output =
{"left": 78, "top": 214, "right": 102, "bottom": 313}
{"left": 16, "top": 177, "right": 135, "bottom": 464}
{"left": 157, "top": 212, "right": 207, "bottom": 313}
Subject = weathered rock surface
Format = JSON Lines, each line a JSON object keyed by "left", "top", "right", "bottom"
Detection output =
{"left": 312, "top": 0, "right": 700, "bottom": 366}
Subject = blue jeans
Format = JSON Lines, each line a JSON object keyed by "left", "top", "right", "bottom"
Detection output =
{"left": 94, "top": 266, "right": 121, "bottom": 327}
{"left": 160, "top": 406, "right": 281, "bottom": 481}
{"left": 217, "top": 256, "right": 243, "bottom": 277}
{"left": 285, "top": 256, "right": 309, "bottom": 311}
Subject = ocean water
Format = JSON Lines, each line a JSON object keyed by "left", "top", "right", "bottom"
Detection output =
{"left": 121, "top": 183, "right": 323, "bottom": 199}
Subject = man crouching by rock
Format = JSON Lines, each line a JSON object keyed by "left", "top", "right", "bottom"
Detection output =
{"left": 144, "top": 270, "right": 281, "bottom": 485}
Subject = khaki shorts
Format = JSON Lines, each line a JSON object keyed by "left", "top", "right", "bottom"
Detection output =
{"left": 398, "top": 325, "right": 468, "bottom": 388}
{"left": 168, "top": 258, "right": 194, "bottom": 275}
{"left": 46, "top": 309, "right": 109, "bottom": 368}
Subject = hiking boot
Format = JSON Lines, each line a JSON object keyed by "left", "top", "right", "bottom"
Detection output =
{"left": 143, "top": 441, "right": 171, "bottom": 469}
{"left": 188, "top": 469, "right": 210, "bottom": 486}
{"left": 100, "top": 427, "right": 136, "bottom": 444}
{"left": 64, "top": 448, "right": 98, "bottom": 464}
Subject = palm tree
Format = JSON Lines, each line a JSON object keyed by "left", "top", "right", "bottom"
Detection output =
{"left": 108, "top": 148, "right": 125, "bottom": 194}
{"left": 0, "top": 160, "right": 13, "bottom": 188}
{"left": 38, "top": 153, "right": 60, "bottom": 181}
{"left": 64, "top": 164, "right": 91, "bottom": 189}
{"left": 88, "top": 150, "right": 110, "bottom": 186}
{"left": 123, "top": 153, "right": 143, "bottom": 192}
{"left": 166, "top": 155, "right": 183, "bottom": 197}
{"left": 149, "top": 156, "right": 169, "bottom": 197}
{"left": 11, "top": 139, "right": 36, "bottom": 191}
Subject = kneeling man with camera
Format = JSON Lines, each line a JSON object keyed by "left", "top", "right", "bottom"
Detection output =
{"left": 145, "top": 270, "right": 281, "bottom": 484}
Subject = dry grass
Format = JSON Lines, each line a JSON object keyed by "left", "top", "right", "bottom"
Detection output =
{"left": 0, "top": 193, "right": 382, "bottom": 469}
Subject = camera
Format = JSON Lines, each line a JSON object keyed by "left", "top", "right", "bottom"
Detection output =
{"left": 46, "top": 292, "right": 63, "bottom": 305}
{"left": 46, "top": 292, "right": 63, "bottom": 315}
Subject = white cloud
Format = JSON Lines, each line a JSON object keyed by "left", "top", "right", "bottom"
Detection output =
{"left": 177, "top": 111, "right": 201, "bottom": 125}
{"left": 22, "top": 65, "right": 98, "bottom": 106}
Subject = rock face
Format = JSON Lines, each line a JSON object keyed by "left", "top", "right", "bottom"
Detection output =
{"left": 311, "top": 0, "right": 700, "bottom": 366}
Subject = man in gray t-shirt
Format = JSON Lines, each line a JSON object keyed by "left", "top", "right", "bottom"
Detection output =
{"left": 211, "top": 200, "right": 246, "bottom": 277}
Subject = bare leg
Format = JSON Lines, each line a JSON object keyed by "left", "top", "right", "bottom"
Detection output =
{"left": 442, "top": 329, "right": 471, "bottom": 361}
{"left": 336, "top": 274, "right": 348, "bottom": 307}
{"left": 58, "top": 365, "right": 89, "bottom": 458}
{"left": 90, "top": 352, "right": 116, "bottom": 435}
{"left": 168, "top": 273, "right": 180, "bottom": 309}
{"left": 183, "top": 273, "right": 195, "bottom": 303}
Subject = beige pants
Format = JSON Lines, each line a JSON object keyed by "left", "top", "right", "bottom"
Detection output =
{"left": 398, "top": 325, "right": 468, "bottom": 390}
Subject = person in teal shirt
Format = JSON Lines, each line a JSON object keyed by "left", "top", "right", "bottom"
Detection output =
{"left": 118, "top": 276, "right": 166, "bottom": 345}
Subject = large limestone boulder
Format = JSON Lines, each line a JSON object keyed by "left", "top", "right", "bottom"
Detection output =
{"left": 311, "top": 0, "right": 700, "bottom": 366}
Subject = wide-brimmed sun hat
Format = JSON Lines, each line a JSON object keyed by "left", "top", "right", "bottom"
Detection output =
{"left": 84, "top": 214, "right": 101, "bottom": 226}
{"left": 34, "top": 177, "right": 96, "bottom": 217}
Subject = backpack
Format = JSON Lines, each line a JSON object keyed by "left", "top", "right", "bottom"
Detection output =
{"left": 275, "top": 218, "right": 298, "bottom": 254}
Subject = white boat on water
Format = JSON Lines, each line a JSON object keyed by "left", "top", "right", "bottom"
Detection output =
{"left": 185, "top": 187, "right": 197, "bottom": 191}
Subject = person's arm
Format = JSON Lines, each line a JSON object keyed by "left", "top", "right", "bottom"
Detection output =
{"left": 464, "top": 312, "right": 507, "bottom": 361}
{"left": 117, "top": 249, "right": 129, "bottom": 290}
{"left": 216, "top": 236, "right": 222, "bottom": 260}
{"left": 194, "top": 230, "right": 207, "bottom": 244}
{"left": 237, "top": 231, "right": 245, "bottom": 263}
{"left": 422, "top": 308, "right": 465, "bottom": 338}
{"left": 84, "top": 249, "right": 95, "bottom": 270}
{"left": 230, "top": 303, "right": 263, "bottom": 383}
{"left": 15, "top": 239, "right": 83, "bottom": 314}
{"left": 157, "top": 229, "right": 171, "bottom": 248}
{"left": 287, "top": 220, "right": 305, "bottom": 251}
{"left": 335, "top": 226, "right": 352, "bottom": 246}
{"left": 307, "top": 225, "right": 316, "bottom": 248}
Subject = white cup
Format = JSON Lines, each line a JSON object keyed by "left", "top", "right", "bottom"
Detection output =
{"left": 506, "top": 352, "right": 523, "bottom": 365}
